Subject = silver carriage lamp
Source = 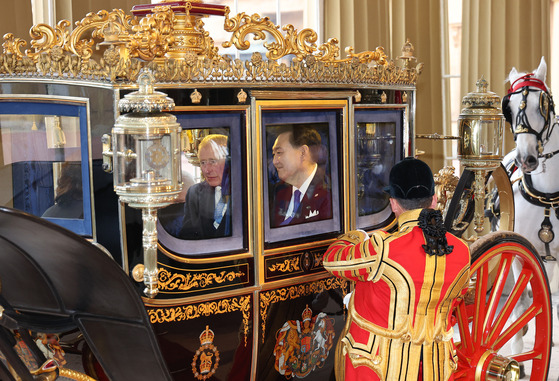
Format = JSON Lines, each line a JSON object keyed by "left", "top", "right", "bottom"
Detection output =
{"left": 102, "top": 70, "right": 182, "bottom": 298}
{"left": 458, "top": 77, "right": 505, "bottom": 233}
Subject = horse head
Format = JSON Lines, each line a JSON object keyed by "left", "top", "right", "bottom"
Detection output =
{"left": 503, "top": 57, "right": 556, "bottom": 173}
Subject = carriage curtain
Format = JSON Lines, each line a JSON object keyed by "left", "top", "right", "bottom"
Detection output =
{"left": 324, "top": 0, "right": 446, "bottom": 170}
{"left": 0, "top": 1, "right": 33, "bottom": 44}
{"left": 461, "top": 0, "right": 551, "bottom": 154}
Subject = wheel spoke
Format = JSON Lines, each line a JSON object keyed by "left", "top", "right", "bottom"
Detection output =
{"left": 473, "top": 261, "right": 489, "bottom": 344}
{"left": 513, "top": 349, "right": 545, "bottom": 363}
{"left": 455, "top": 302, "right": 474, "bottom": 353}
{"left": 485, "top": 268, "right": 531, "bottom": 345}
{"left": 453, "top": 232, "right": 552, "bottom": 380}
{"left": 492, "top": 304, "right": 539, "bottom": 350}
{"left": 482, "top": 254, "right": 512, "bottom": 343}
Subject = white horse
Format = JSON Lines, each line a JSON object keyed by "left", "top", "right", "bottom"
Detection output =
{"left": 502, "top": 57, "right": 559, "bottom": 356}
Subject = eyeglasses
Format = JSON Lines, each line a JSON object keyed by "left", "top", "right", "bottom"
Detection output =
{"left": 200, "top": 159, "right": 220, "bottom": 167}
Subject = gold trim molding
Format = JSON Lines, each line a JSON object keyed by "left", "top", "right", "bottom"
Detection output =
{"left": 0, "top": 5, "right": 422, "bottom": 86}
{"left": 259, "top": 277, "right": 349, "bottom": 342}
{"left": 148, "top": 294, "right": 252, "bottom": 345}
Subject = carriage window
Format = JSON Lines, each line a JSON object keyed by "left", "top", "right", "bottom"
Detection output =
{"left": 0, "top": 98, "right": 92, "bottom": 236}
{"left": 159, "top": 128, "right": 231, "bottom": 240}
{"left": 157, "top": 112, "right": 245, "bottom": 257}
{"left": 267, "top": 123, "right": 332, "bottom": 228}
{"left": 261, "top": 108, "right": 342, "bottom": 246}
{"left": 355, "top": 109, "right": 404, "bottom": 230}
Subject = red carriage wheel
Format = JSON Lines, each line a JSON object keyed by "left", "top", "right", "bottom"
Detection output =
{"left": 453, "top": 231, "right": 552, "bottom": 380}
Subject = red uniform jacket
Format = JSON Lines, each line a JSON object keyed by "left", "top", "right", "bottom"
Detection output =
{"left": 323, "top": 209, "right": 470, "bottom": 381}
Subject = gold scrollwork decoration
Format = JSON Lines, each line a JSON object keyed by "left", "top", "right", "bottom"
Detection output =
{"left": 0, "top": 7, "right": 421, "bottom": 85}
{"left": 129, "top": 6, "right": 175, "bottom": 61}
{"left": 344, "top": 46, "right": 387, "bottom": 65}
{"left": 158, "top": 268, "right": 245, "bottom": 292}
{"left": 28, "top": 22, "right": 65, "bottom": 60}
{"left": 312, "top": 251, "right": 324, "bottom": 268}
{"left": 2, "top": 34, "right": 27, "bottom": 60}
{"left": 268, "top": 257, "right": 300, "bottom": 273}
{"left": 223, "top": 11, "right": 387, "bottom": 65}
{"left": 259, "top": 277, "right": 349, "bottom": 342}
{"left": 148, "top": 295, "right": 251, "bottom": 345}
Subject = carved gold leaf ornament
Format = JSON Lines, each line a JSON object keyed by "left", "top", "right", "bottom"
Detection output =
{"left": 259, "top": 277, "right": 349, "bottom": 342}
{"left": 148, "top": 295, "right": 252, "bottom": 345}
{"left": 268, "top": 257, "right": 300, "bottom": 273}
{"left": 0, "top": 5, "right": 420, "bottom": 85}
{"left": 313, "top": 251, "right": 323, "bottom": 267}
{"left": 158, "top": 268, "right": 245, "bottom": 291}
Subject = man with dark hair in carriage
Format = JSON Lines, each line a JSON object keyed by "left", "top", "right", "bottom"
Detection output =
{"left": 270, "top": 125, "right": 332, "bottom": 227}
{"left": 323, "top": 157, "right": 470, "bottom": 381}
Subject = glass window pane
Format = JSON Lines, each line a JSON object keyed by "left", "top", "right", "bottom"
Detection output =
{"left": 357, "top": 122, "right": 396, "bottom": 217}
{"left": 0, "top": 114, "right": 84, "bottom": 219}
{"left": 160, "top": 128, "right": 231, "bottom": 240}
{"left": 157, "top": 112, "right": 245, "bottom": 257}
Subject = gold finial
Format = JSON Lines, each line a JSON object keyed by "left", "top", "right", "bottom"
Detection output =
{"left": 476, "top": 76, "right": 488, "bottom": 93}
{"left": 400, "top": 38, "right": 415, "bottom": 58}
{"left": 398, "top": 38, "right": 416, "bottom": 68}
{"left": 138, "top": 70, "right": 155, "bottom": 95}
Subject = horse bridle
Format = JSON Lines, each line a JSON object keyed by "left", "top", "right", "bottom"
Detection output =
{"left": 503, "top": 73, "right": 559, "bottom": 261}
{"left": 502, "top": 73, "right": 557, "bottom": 156}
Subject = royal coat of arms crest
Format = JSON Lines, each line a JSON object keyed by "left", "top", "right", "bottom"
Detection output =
{"left": 273, "top": 305, "right": 335, "bottom": 378}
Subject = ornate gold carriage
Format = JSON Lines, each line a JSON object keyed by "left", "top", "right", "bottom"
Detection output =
{"left": 0, "top": 1, "right": 551, "bottom": 381}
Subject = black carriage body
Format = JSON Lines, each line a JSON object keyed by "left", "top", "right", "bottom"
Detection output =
{"left": 0, "top": 6, "right": 418, "bottom": 380}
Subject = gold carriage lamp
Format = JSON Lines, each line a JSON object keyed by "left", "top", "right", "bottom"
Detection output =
{"left": 102, "top": 70, "right": 182, "bottom": 298}
{"left": 458, "top": 77, "right": 506, "bottom": 233}
{"left": 458, "top": 77, "right": 506, "bottom": 170}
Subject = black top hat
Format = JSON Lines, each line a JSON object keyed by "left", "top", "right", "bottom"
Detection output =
{"left": 384, "top": 157, "right": 435, "bottom": 199}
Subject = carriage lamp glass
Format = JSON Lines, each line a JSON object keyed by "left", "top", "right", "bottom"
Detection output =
{"left": 458, "top": 77, "right": 505, "bottom": 171}
{"left": 103, "top": 70, "right": 182, "bottom": 298}
{"left": 458, "top": 77, "right": 506, "bottom": 233}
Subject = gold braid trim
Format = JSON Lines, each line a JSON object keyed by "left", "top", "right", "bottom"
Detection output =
{"left": 342, "top": 274, "right": 458, "bottom": 380}
{"left": 365, "top": 232, "right": 386, "bottom": 282}
{"left": 323, "top": 233, "right": 381, "bottom": 282}
{"left": 348, "top": 289, "right": 412, "bottom": 340}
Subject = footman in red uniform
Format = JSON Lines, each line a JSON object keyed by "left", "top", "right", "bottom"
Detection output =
{"left": 323, "top": 157, "right": 470, "bottom": 381}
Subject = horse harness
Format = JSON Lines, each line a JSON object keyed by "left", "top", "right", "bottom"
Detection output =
{"left": 505, "top": 73, "right": 559, "bottom": 261}
{"left": 518, "top": 174, "right": 559, "bottom": 261}
{"left": 502, "top": 73, "right": 556, "bottom": 149}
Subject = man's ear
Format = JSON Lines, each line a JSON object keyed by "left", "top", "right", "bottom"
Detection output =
{"left": 300, "top": 144, "right": 310, "bottom": 159}
{"left": 389, "top": 198, "right": 401, "bottom": 215}
{"left": 430, "top": 194, "right": 438, "bottom": 209}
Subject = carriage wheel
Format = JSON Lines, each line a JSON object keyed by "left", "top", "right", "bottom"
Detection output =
{"left": 453, "top": 231, "right": 552, "bottom": 380}
{"left": 444, "top": 165, "right": 514, "bottom": 238}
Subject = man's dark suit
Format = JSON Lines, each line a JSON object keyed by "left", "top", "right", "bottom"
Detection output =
{"left": 271, "top": 169, "right": 332, "bottom": 227}
{"left": 178, "top": 182, "right": 231, "bottom": 239}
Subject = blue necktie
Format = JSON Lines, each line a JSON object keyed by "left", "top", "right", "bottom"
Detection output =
{"left": 281, "top": 189, "right": 302, "bottom": 226}
{"left": 214, "top": 187, "right": 227, "bottom": 229}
